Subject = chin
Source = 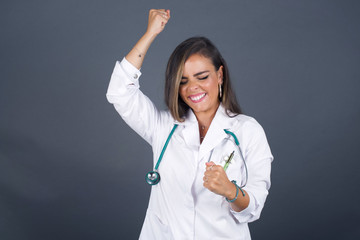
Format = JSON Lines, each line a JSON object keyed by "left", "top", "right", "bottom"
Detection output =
{"left": 191, "top": 106, "right": 208, "bottom": 114}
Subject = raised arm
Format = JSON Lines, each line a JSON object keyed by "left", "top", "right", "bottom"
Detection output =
{"left": 126, "top": 9, "right": 171, "bottom": 70}
{"left": 106, "top": 9, "right": 172, "bottom": 145}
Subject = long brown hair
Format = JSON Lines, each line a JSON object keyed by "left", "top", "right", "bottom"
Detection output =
{"left": 165, "top": 37, "right": 242, "bottom": 122}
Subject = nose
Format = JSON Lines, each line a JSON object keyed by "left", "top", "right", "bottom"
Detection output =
{"left": 187, "top": 80, "right": 199, "bottom": 91}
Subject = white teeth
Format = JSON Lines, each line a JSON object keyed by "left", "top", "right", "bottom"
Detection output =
{"left": 190, "top": 93, "right": 205, "bottom": 101}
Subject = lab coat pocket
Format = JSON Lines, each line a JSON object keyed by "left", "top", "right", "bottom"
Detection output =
{"left": 140, "top": 208, "right": 174, "bottom": 240}
{"left": 222, "top": 151, "right": 246, "bottom": 186}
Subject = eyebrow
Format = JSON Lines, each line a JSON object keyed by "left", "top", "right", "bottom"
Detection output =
{"left": 182, "top": 71, "right": 210, "bottom": 79}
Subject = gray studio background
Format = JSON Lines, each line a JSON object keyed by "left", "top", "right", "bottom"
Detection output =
{"left": 1, "top": 0, "right": 359, "bottom": 239}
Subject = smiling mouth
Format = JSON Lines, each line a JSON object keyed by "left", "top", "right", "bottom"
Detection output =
{"left": 189, "top": 93, "right": 206, "bottom": 103}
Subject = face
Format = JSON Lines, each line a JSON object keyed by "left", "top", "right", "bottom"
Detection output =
{"left": 179, "top": 54, "right": 223, "bottom": 118}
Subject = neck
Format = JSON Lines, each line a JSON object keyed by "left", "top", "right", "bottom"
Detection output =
{"left": 195, "top": 103, "right": 220, "bottom": 143}
{"left": 195, "top": 103, "right": 220, "bottom": 127}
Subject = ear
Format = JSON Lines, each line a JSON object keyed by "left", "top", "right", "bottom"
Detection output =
{"left": 217, "top": 65, "right": 224, "bottom": 84}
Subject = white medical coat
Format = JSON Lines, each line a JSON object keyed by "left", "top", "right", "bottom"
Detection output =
{"left": 106, "top": 58, "right": 274, "bottom": 240}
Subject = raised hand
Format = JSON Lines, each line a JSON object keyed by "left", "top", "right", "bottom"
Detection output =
{"left": 125, "top": 9, "right": 171, "bottom": 70}
{"left": 146, "top": 9, "right": 171, "bottom": 36}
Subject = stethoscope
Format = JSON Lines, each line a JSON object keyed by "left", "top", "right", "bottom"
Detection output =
{"left": 145, "top": 124, "right": 248, "bottom": 189}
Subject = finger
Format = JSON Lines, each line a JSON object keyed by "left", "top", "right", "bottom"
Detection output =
{"left": 153, "top": 13, "right": 168, "bottom": 25}
{"left": 154, "top": 9, "right": 167, "bottom": 15}
{"left": 163, "top": 9, "right": 170, "bottom": 19}
{"left": 149, "top": 9, "right": 160, "bottom": 15}
{"left": 206, "top": 161, "right": 215, "bottom": 166}
{"left": 150, "top": 9, "right": 166, "bottom": 18}
{"left": 156, "top": 9, "right": 169, "bottom": 19}
{"left": 205, "top": 161, "right": 216, "bottom": 171}
{"left": 161, "top": 13, "right": 169, "bottom": 20}
{"left": 161, "top": 19, "right": 169, "bottom": 28}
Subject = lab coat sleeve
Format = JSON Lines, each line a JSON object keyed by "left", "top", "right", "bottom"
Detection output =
{"left": 230, "top": 118, "right": 273, "bottom": 223}
{"left": 106, "top": 58, "right": 166, "bottom": 145}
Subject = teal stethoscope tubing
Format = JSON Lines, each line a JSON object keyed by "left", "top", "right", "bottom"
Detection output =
{"left": 145, "top": 124, "right": 178, "bottom": 185}
{"left": 145, "top": 124, "right": 248, "bottom": 187}
{"left": 223, "top": 129, "right": 248, "bottom": 188}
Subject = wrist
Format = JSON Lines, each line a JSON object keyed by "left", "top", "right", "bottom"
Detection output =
{"left": 224, "top": 181, "right": 237, "bottom": 199}
{"left": 144, "top": 30, "right": 158, "bottom": 40}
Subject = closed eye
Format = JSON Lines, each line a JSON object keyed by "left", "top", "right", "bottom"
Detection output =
{"left": 198, "top": 75, "right": 209, "bottom": 80}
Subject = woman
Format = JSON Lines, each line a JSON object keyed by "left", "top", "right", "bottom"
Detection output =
{"left": 106, "top": 9, "right": 273, "bottom": 240}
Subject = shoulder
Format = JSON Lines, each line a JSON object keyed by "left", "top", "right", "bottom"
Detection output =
{"left": 157, "top": 110, "right": 175, "bottom": 129}
{"left": 228, "top": 114, "right": 268, "bottom": 146}
{"left": 216, "top": 105, "right": 266, "bottom": 138}
{"left": 222, "top": 110, "right": 273, "bottom": 159}
{"left": 229, "top": 114, "right": 263, "bottom": 132}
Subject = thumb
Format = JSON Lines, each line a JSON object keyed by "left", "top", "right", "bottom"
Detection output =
{"left": 205, "top": 161, "right": 215, "bottom": 166}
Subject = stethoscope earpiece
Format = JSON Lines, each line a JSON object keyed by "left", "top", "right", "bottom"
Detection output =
{"left": 145, "top": 171, "right": 160, "bottom": 185}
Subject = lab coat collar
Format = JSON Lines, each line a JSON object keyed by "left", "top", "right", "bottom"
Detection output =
{"left": 174, "top": 108, "right": 199, "bottom": 148}
{"left": 173, "top": 104, "right": 232, "bottom": 127}
{"left": 199, "top": 104, "right": 235, "bottom": 160}
{"left": 174, "top": 104, "right": 236, "bottom": 159}
{"left": 173, "top": 108, "right": 197, "bottom": 126}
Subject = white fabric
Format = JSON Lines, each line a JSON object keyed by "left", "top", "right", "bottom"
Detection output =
{"left": 106, "top": 58, "right": 274, "bottom": 240}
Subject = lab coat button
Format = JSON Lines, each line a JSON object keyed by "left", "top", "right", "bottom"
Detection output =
{"left": 133, "top": 74, "right": 138, "bottom": 79}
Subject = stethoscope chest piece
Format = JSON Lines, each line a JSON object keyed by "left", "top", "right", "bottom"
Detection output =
{"left": 145, "top": 171, "right": 160, "bottom": 185}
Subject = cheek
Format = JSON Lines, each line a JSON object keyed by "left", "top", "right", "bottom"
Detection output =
{"left": 205, "top": 81, "right": 218, "bottom": 95}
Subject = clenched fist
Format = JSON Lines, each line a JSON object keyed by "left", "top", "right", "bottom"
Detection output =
{"left": 146, "top": 9, "right": 171, "bottom": 36}
{"left": 203, "top": 161, "right": 237, "bottom": 199}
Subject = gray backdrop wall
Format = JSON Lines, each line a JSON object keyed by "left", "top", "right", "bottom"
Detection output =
{"left": 1, "top": 0, "right": 359, "bottom": 239}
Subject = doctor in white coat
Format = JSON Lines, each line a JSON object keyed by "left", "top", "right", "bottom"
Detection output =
{"left": 106, "top": 9, "right": 273, "bottom": 240}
